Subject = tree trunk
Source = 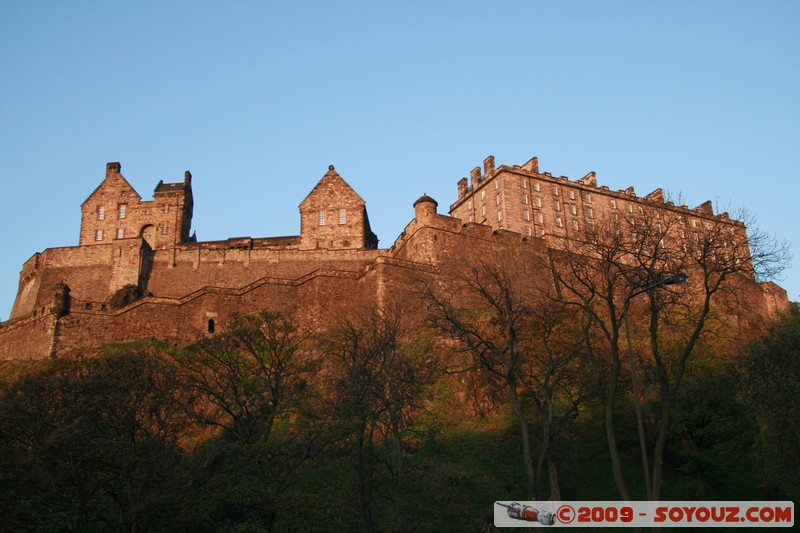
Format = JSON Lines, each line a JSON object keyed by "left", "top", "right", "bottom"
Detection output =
{"left": 508, "top": 382, "right": 537, "bottom": 499}
{"left": 605, "top": 362, "right": 631, "bottom": 500}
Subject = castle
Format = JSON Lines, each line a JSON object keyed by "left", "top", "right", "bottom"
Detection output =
{"left": 0, "top": 155, "right": 789, "bottom": 360}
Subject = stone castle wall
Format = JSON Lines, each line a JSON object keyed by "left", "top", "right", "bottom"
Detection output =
{"left": 0, "top": 156, "right": 790, "bottom": 360}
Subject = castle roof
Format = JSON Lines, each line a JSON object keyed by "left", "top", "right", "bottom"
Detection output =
{"left": 155, "top": 170, "right": 192, "bottom": 193}
{"left": 81, "top": 162, "right": 141, "bottom": 207}
{"left": 299, "top": 165, "right": 365, "bottom": 207}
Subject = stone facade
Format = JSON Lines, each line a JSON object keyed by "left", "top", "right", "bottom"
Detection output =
{"left": 0, "top": 155, "right": 789, "bottom": 360}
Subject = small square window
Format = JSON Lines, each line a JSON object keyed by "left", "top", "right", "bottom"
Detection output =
{"left": 118, "top": 204, "right": 127, "bottom": 219}
{"left": 318, "top": 210, "right": 326, "bottom": 225}
{"left": 97, "top": 206, "right": 105, "bottom": 220}
{"left": 338, "top": 209, "right": 346, "bottom": 224}
{"left": 116, "top": 228, "right": 124, "bottom": 239}
{"left": 95, "top": 229, "right": 103, "bottom": 241}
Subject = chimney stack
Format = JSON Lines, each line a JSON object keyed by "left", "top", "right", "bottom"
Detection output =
{"left": 106, "top": 162, "right": 121, "bottom": 177}
{"left": 483, "top": 155, "right": 495, "bottom": 178}
{"left": 470, "top": 166, "right": 481, "bottom": 190}
{"left": 457, "top": 177, "right": 468, "bottom": 199}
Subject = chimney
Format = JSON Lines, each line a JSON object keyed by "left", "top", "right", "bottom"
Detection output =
{"left": 457, "top": 177, "right": 468, "bottom": 199}
{"left": 106, "top": 162, "right": 121, "bottom": 177}
{"left": 696, "top": 200, "right": 714, "bottom": 215}
{"left": 470, "top": 166, "right": 481, "bottom": 190}
{"left": 184, "top": 170, "right": 192, "bottom": 185}
{"left": 483, "top": 155, "right": 495, "bottom": 178}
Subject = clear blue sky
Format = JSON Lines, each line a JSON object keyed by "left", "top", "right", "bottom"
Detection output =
{"left": 1, "top": 1, "right": 798, "bottom": 319}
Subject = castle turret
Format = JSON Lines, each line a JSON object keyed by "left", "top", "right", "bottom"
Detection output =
{"left": 413, "top": 194, "right": 438, "bottom": 224}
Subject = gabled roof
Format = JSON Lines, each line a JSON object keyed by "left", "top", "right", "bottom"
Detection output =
{"left": 299, "top": 165, "right": 365, "bottom": 207}
{"left": 81, "top": 162, "right": 141, "bottom": 206}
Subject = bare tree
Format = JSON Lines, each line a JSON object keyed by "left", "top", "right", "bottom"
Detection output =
{"left": 321, "top": 306, "right": 431, "bottom": 533}
{"left": 548, "top": 204, "right": 790, "bottom": 500}
{"left": 423, "top": 260, "right": 587, "bottom": 500}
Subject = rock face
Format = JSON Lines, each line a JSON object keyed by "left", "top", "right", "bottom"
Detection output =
{"left": 0, "top": 156, "right": 788, "bottom": 359}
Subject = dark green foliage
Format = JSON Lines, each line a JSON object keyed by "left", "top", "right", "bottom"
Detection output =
{"left": 0, "top": 306, "right": 796, "bottom": 531}
{"left": 0, "top": 351, "right": 190, "bottom": 532}
{"left": 739, "top": 303, "right": 800, "bottom": 500}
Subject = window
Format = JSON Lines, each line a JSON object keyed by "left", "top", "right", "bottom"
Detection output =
{"left": 481, "top": 205, "right": 487, "bottom": 216}
{"left": 570, "top": 204, "right": 577, "bottom": 215}
{"left": 497, "top": 210, "right": 503, "bottom": 221}
{"left": 637, "top": 206, "right": 644, "bottom": 215}
{"left": 523, "top": 209, "right": 530, "bottom": 221}
{"left": 481, "top": 190, "right": 486, "bottom": 201}
{"left": 520, "top": 178, "right": 527, "bottom": 189}
{"left": 535, "top": 212, "right": 543, "bottom": 224}
{"left": 469, "top": 214, "right": 474, "bottom": 222}
{"left": 610, "top": 199, "right": 617, "bottom": 210}
{"left": 116, "top": 228, "right": 124, "bottom": 239}
{"left": 533, "top": 181, "right": 540, "bottom": 192}
{"left": 587, "top": 207, "right": 594, "bottom": 219}
{"left": 627, "top": 204, "right": 633, "bottom": 213}
{"left": 208, "top": 319, "right": 215, "bottom": 334}
{"left": 495, "top": 180, "right": 500, "bottom": 190}
{"left": 522, "top": 193, "right": 529, "bottom": 205}
{"left": 467, "top": 200, "right": 473, "bottom": 210}
{"left": 554, "top": 201, "right": 561, "bottom": 212}
{"left": 690, "top": 218, "right": 697, "bottom": 228}
{"left": 162, "top": 224, "right": 168, "bottom": 235}
{"left": 568, "top": 190, "right": 575, "bottom": 200}
{"left": 552, "top": 187, "right": 560, "bottom": 197}
{"left": 496, "top": 194, "right": 501, "bottom": 205}
{"left": 95, "top": 229, "right": 103, "bottom": 241}
{"left": 680, "top": 229, "right": 686, "bottom": 239}
{"left": 586, "top": 193, "right": 593, "bottom": 204}
{"left": 524, "top": 226, "right": 532, "bottom": 237}
{"left": 338, "top": 209, "right": 346, "bottom": 224}
{"left": 118, "top": 204, "right": 127, "bottom": 219}
{"left": 318, "top": 210, "right": 326, "bottom": 225}
{"left": 556, "top": 216, "right": 563, "bottom": 228}
{"left": 535, "top": 197, "right": 542, "bottom": 208}
{"left": 97, "top": 206, "right": 105, "bottom": 220}
{"left": 572, "top": 219, "right": 579, "bottom": 230}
